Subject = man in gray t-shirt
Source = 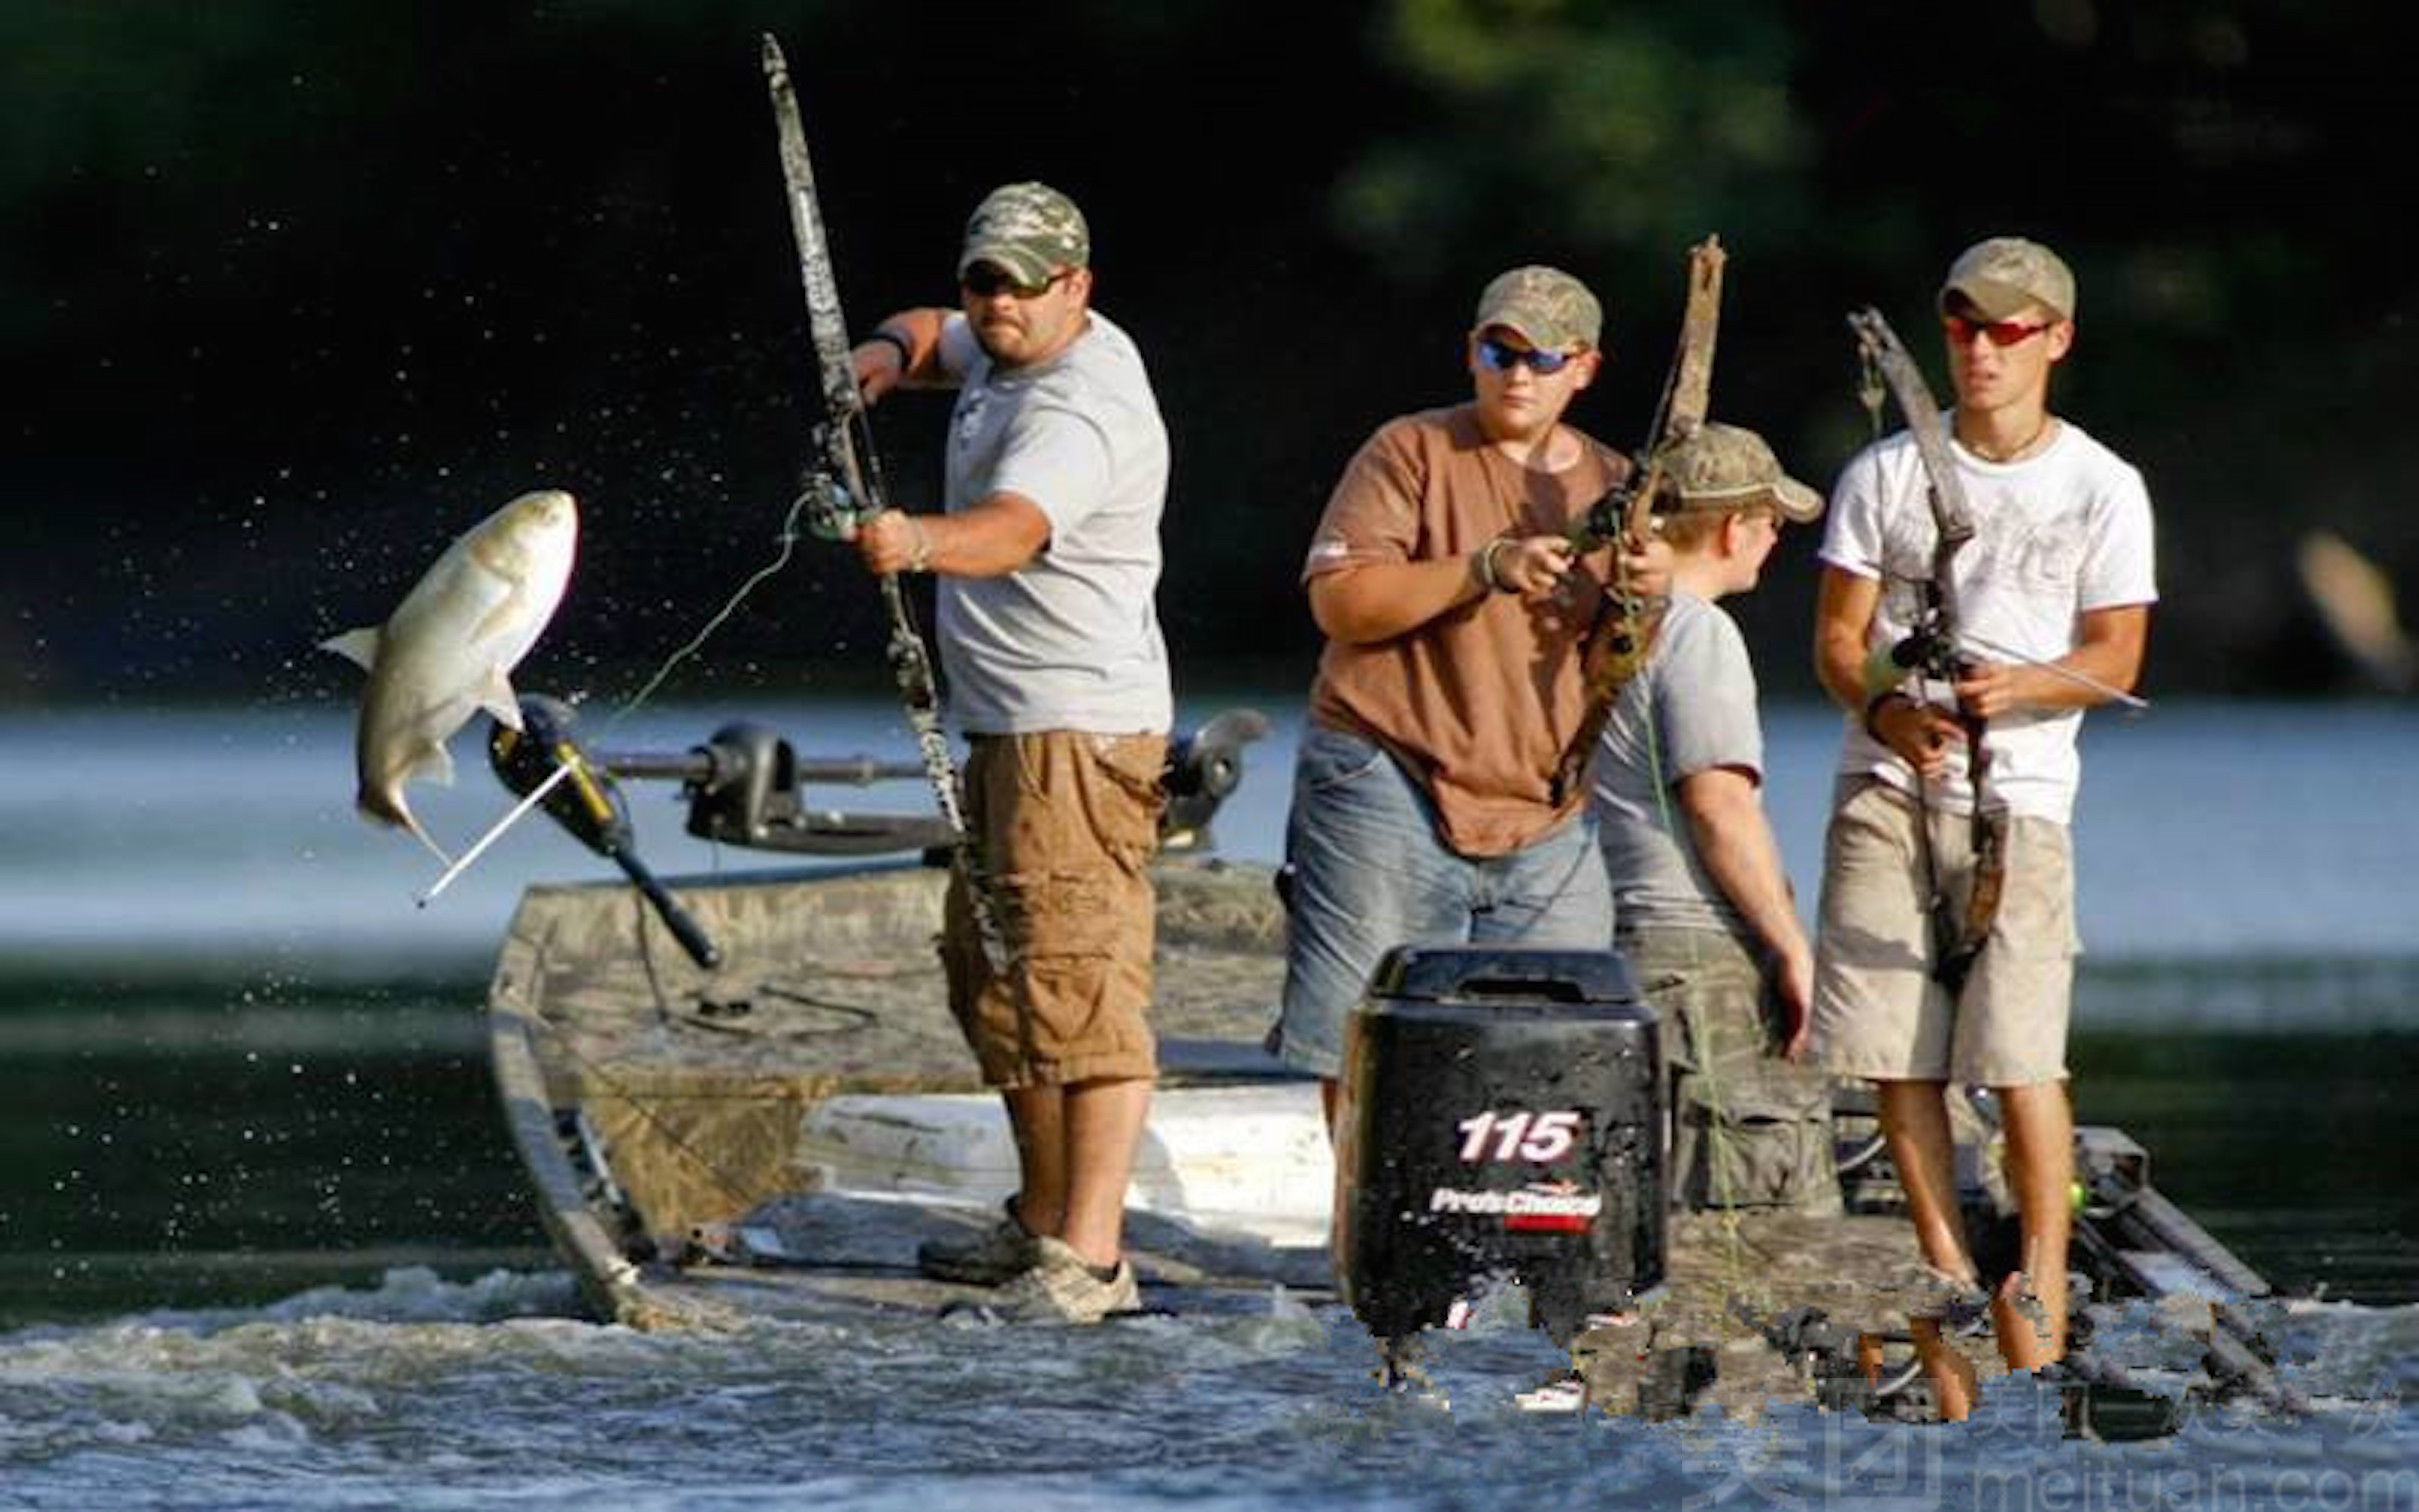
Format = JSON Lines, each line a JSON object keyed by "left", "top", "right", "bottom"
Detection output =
{"left": 847, "top": 182, "right": 1170, "bottom": 1325}
{"left": 1590, "top": 424, "right": 1836, "bottom": 1213}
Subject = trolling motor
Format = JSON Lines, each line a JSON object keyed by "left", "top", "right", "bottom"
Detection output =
{"left": 487, "top": 696, "right": 724, "bottom": 970}
{"left": 488, "top": 697, "right": 1274, "bottom": 969}
{"left": 1160, "top": 708, "right": 1270, "bottom": 852}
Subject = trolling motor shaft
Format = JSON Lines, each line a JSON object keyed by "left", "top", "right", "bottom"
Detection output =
{"left": 487, "top": 697, "right": 722, "bottom": 969}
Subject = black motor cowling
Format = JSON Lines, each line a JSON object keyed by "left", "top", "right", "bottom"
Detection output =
{"left": 1334, "top": 945, "right": 1664, "bottom": 1347}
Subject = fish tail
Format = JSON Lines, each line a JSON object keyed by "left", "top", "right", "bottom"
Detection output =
{"left": 358, "top": 787, "right": 456, "bottom": 867}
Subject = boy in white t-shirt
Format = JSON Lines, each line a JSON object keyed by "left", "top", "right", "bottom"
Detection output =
{"left": 1807, "top": 237, "right": 2157, "bottom": 1413}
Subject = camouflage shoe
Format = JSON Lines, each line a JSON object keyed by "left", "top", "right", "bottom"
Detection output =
{"left": 988, "top": 1236, "right": 1140, "bottom": 1324}
{"left": 1911, "top": 1265, "right": 1996, "bottom": 1337}
{"left": 915, "top": 1198, "right": 1040, "bottom": 1285}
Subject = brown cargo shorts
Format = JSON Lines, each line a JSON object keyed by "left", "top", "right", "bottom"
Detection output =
{"left": 1808, "top": 778, "right": 2079, "bottom": 1088}
{"left": 942, "top": 730, "right": 1166, "bottom": 1089}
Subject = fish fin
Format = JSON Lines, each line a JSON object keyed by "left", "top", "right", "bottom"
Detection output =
{"left": 469, "top": 589, "right": 530, "bottom": 646}
{"left": 409, "top": 741, "right": 457, "bottom": 789}
{"left": 319, "top": 626, "right": 382, "bottom": 670}
{"left": 478, "top": 666, "right": 524, "bottom": 730}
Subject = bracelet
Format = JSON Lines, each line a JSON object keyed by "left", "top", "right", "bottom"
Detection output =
{"left": 1862, "top": 690, "right": 1909, "bottom": 742}
{"left": 866, "top": 327, "right": 913, "bottom": 369}
{"left": 905, "top": 516, "right": 934, "bottom": 574}
{"left": 1473, "top": 536, "right": 1515, "bottom": 595}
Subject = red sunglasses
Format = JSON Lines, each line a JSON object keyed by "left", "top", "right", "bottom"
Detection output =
{"left": 1944, "top": 314, "right": 2055, "bottom": 348}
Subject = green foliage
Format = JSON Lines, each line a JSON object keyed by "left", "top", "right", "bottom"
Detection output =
{"left": 1337, "top": 0, "right": 1813, "bottom": 285}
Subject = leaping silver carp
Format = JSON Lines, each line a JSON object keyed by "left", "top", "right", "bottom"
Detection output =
{"left": 321, "top": 489, "right": 580, "bottom": 862}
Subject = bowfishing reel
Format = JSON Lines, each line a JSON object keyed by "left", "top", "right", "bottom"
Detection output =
{"left": 1860, "top": 609, "right": 1979, "bottom": 701}
{"left": 1568, "top": 479, "right": 1638, "bottom": 555}
{"left": 798, "top": 443, "right": 864, "bottom": 542}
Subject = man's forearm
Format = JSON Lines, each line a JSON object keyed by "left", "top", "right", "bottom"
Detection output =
{"left": 1813, "top": 566, "right": 1885, "bottom": 713}
{"left": 869, "top": 307, "right": 954, "bottom": 387}
{"left": 918, "top": 491, "right": 1051, "bottom": 578}
{"left": 1309, "top": 554, "right": 1492, "bottom": 644}
{"left": 1683, "top": 775, "right": 1810, "bottom": 964}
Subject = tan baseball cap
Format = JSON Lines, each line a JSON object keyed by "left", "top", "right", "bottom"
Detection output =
{"left": 1473, "top": 265, "right": 1602, "bottom": 350}
{"left": 1656, "top": 422, "right": 1824, "bottom": 522}
{"left": 958, "top": 182, "right": 1090, "bottom": 286}
{"left": 1939, "top": 236, "right": 2075, "bottom": 322}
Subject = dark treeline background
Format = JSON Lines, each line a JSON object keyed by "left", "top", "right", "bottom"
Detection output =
{"left": 7, "top": 0, "right": 2413, "bottom": 711}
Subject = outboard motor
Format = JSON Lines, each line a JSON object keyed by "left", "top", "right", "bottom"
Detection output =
{"left": 1335, "top": 944, "right": 1663, "bottom": 1350}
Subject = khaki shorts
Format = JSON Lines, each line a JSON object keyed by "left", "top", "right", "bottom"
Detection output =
{"left": 943, "top": 731, "right": 1165, "bottom": 1089}
{"left": 1809, "top": 779, "right": 2078, "bottom": 1087}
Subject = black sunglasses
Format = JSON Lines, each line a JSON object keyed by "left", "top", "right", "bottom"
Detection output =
{"left": 962, "top": 265, "right": 1067, "bottom": 300}
{"left": 1477, "top": 336, "right": 1579, "bottom": 375}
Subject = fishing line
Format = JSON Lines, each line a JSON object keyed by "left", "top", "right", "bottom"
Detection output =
{"left": 604, "top": 488, "right": 814, "bottom": 730}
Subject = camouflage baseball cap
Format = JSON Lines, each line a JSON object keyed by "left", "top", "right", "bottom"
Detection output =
{"left": 1473, "top": 265, "right": 1602, "bottom": 350}
{"left": 1939, "top": 236, "right": 2075, "bottom": 322}
{"left": 958, "top": 181, "right": 1090, "bottom": 286}
{"left": 1655, "top": 422, "right": 1824, "bottom": 522}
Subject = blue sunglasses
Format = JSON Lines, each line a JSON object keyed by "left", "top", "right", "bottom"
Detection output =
{"left": 1477, "top": 336, "right": 1579, "bottom": 375}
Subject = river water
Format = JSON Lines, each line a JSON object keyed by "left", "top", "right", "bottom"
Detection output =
{"left": 1, "top": 697, "right": 2413, "bottom": 1510}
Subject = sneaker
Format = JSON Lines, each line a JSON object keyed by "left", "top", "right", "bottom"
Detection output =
{"left": 988, "top": 1236, "right": 1140, "bottom": 1324}
{"left": 1515, "top": 1368, "right": 1590, "bottom": 1414}
{"left": 917, "top": 1198, "right": 1040, "bottom": 1285}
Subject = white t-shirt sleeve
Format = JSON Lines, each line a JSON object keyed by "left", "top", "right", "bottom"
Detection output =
{"left": 1817, "top": 443, "right": 1889, "bottom": 581}
{"left": 2077, "top": 460, "right": 2158, "bottom": 610}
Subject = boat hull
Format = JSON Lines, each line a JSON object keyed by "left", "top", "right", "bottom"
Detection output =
{"left": 483, "top": 854, "right": 2286, "bottom": 1422}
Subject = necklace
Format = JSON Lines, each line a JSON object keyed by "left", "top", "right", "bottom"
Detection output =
{"left": 1960, "top": 415, "right": 2054, "bottom": 464}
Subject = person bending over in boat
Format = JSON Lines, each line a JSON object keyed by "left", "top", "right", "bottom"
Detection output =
{"left": 848, "top": 182, "right": 1172, "bottom": 1325}
{"left": 1807, "top": 237, "right": 2156, "bottom": 1414}
{"left": 1587, "top": 423, "right": 1840, "bottom": 1217}
{"left": 1267, "top": 266, "right": 1668, "bottom": 1131}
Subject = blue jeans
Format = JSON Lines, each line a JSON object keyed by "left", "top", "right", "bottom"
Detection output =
{"left": 1269, "top": 724, "right": 1615, "bottom": 1077}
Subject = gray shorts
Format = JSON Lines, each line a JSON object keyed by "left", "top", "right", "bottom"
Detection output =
{"left": 1808, "top": 779, "right": 2079, "bottom": 1087}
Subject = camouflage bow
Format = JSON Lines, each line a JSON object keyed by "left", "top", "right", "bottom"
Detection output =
{"left": 1552, "top": 235, "right": 1727, "bottom": 806}
{"left": 1848, "top": 307, "right": 2007, "bottom": 992}
{"left": 763, "top": 35, "right": 1010, "bottom": 971}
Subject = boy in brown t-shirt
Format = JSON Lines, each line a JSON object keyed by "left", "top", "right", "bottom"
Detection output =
{"left": 1269, "top": 265, "right": 1668, "bottom": 1125}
